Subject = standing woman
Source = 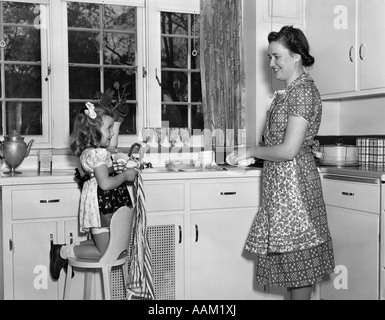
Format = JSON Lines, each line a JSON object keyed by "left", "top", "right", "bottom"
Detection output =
{"left": 231, "top": 26, "right": 335, "bottom": 300}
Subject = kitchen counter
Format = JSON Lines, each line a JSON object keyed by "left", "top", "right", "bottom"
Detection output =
{"left": 0, "top": 167, "right": 263, "bottom": 186}
{"left": 319, "top": 165, "right": 385, "bottom": 181}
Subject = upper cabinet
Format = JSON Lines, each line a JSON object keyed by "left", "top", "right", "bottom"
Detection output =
{"left": 306, "top": 0, "right": 385, "bottom": 99}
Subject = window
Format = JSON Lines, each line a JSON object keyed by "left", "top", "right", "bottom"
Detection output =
{"left": 0, "top": 0, "right": 201, "bottom": 149}
{"left": 0, "top": 0, "right": 49, "bottom": 139}
{"left": 67, "top": 1, "right": 139, "bottom": 136}
{"left": 160, "top": 12, "right": 203, "bottom": 131}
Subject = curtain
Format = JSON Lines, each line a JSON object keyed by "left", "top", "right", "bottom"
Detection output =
{"left": 200, "top": 0, "right": 246, "bottom": 147}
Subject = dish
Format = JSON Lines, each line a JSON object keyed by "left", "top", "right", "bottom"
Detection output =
{"left": 179, "top": 168, "right": 202, "bottom": 172}
{"left": 226, "top": 155, "right": 255, "bottom": 167}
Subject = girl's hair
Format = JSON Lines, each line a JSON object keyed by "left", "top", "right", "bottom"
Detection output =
{"left": 268, "top": 25, "right": 315, "bottom": 68}
{"left": 70, "top": 103, "right": 114, "bottom": 157}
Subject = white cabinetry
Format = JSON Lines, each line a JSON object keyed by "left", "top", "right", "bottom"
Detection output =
{"left": 144, "top": 175, "right": 264, "bottom": 300}
{"left": 320, "top": 174, "right": 381, "bottom": 300}
{"left": 306, "top": 0, "right": 385, "bottom": 98}
{"left": 0, "top": 184, "right": 88, "bottom": 300}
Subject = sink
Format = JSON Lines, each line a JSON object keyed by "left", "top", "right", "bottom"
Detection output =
{"left": 141, "top": 168, "right": 170, "bottom": 174}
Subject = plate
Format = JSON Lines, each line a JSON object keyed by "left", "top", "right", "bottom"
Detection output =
{"left": 179, "top": 168, "right": 202, "bottom": 172}
{"left": 226, "top": 155, "right": 255, "bottom": 167}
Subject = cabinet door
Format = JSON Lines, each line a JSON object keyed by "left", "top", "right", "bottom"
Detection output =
{"left": 307, "top": 0, "right": 357, "bottom": 95}
{"left": 12, "top": 221, "right": 60, "bottom": 300}
{"left": 359, "top": 0, "right": 385, "bottom": 91}
{"left": 146, "top": 214, "right": 185, "bottom": 300}
{"left": 189, "top": 210, "right": 265, "bottom": 300}
{"left": 320, "top": 205, "right": 380, "bottom": 300}
{"left": 61, "top": 220, "right": 90, "bottom": 300}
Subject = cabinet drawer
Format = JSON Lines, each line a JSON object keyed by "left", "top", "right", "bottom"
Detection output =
{"left": 144, "top": 183, "right": 185, "bottom": 212}
{"left": 322, "top": 179, "right": 380, "bottom": 214}
{"left": 12, "top": 185, "right": 81, "bottom": 220}
{"left": 190, "top": 180, "right": 260, "bottom": 210}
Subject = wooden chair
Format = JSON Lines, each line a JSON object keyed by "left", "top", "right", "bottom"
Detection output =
{"left": 63, "top": 206, "right": 135, "bottom": 300}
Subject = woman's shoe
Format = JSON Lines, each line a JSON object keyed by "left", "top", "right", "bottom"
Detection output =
{"left": 50, "top": 244, "right": 66, "bottom": 281}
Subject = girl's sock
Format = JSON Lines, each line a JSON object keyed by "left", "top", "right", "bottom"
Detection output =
{"left": 59, "top": 243, "right": 77, "bottom": 259}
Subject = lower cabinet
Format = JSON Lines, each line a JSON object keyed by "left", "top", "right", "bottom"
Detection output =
{"left": 1, "top": 173, "right": 264, "bottom": 300}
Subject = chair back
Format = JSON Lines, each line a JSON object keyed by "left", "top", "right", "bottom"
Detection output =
{"left": 99, "top": 206, "right": 135, "bottom": 265}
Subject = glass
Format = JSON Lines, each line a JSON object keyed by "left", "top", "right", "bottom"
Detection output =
{"left": 168, "top": 128, "right": 180, "bottom": 146}
{"left": 180, "top": 128, "right": 190, "bottom": 146}
{"left": 6, "top": 101, "right": 42, "bottom": 135}
{"left": 68, "top": 30, "right": 100, "bottom": 64}
{"left": 4, "top": 26, "right": 41, "bottom": 62}
{"left": 104, "top": 5, "right": 136, "bottom": 31}
{"left": 155, "top": 127, "right": 168, "bottom": 145}
{"left": 141, "top": 127, "right": 154, "bottom": 145}
{"left": 162, "top": 71, "right": 188, "bottom": 102}
{"left": 162, "top": 105, "right": 188, "bottom": 128}
{"left": 161, "top": 13, "right": 188, "bottom": 35}
{"left": 69, "top": 67, "right": 100, "bottom": 99}
{"left": 67, "top": 2, "right": 100, "bottom": 28}
{"left": 161, "top": 37, "right": 188, "bottom": 68}
{"left": 5, "top": 65, "right": 41, "bottom": 99}
{"left": 3, "top": 2, "right": 40, "bottom": 24}
{"left": 104, "top": 32, "right": 136, "bottom": 65}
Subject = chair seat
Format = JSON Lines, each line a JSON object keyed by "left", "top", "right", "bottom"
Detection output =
{"left": 68, "top": 253, "right": 128, "bottom": 269}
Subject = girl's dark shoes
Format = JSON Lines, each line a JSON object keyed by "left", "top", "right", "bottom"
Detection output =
{"left": 50, "top": 244, "right": 66, "bottom": 281}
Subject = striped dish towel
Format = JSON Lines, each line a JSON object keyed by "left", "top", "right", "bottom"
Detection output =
{"left": 126, "top": 167, "right": 155, "bottom": 300}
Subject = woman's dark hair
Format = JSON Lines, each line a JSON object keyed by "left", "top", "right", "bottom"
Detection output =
{"left": 268, "top": 25, "right": 315, "bottom": 67}
{"left": 70, "top": 103, "right": 114, "bottom": 157}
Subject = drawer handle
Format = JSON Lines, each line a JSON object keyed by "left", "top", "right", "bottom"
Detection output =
{"left": 342, "top": 192, "right": 354, "bottom": 197}
{"left": 220, "top": 192, "right": 237, "bottom": 196}
{"left": 195, "top": 225, "right": 199, "bottom": 243}
{"left": 40, "top": 199, "right": 60, "bottom": 203}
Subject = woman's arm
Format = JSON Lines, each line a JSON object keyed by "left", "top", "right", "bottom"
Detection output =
{"left": 93, "top": 165, "right": 137, "bottom": 191}
{"left": 238, "top": 116, "right": 308, "bottom": 162}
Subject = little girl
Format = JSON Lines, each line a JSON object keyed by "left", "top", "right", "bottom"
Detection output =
{"left": 50, "top": 102, "right": 137, "bottom": 281}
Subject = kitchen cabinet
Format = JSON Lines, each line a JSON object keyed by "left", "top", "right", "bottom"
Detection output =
{"left": 319, "top": 174, "right": 381, "bottom": 300}
{"left": 0, "top": 184, "right": 88, "bottom": 300}
{"left": 306, "top": 0, "right": 385, "bottom": 98}
{"left": 143, "top": 175, "right": 264, "bottom": 300}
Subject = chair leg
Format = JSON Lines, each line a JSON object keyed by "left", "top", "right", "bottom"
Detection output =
{"left": 84, "top": 270, "right": 93, "bottom": 300}
{"left": 102, "top": 267, "right": 112, "bottom": 300}
{"left": 64, "top": 265, "right": 73, "bottom": 300}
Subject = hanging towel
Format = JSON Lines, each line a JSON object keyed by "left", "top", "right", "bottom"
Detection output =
{"left": 126, "top": 166, "right": 155, "bottom": 300}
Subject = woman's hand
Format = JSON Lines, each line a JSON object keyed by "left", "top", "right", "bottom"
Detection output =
{"left": 113, "top": 160, "right": 127, "bottom": 173}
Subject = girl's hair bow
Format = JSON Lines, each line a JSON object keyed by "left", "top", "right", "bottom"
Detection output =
{"left": 84, "top": 102, "right": 97, "bottom": 119}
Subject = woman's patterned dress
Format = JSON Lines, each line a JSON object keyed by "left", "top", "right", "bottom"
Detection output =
{"left": 245, "top": 73, "right": 335, "bottom": 287}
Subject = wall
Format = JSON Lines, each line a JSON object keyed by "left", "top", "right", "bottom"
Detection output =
{"left": 339, "top": 97, "right": 385, "bottom": 135}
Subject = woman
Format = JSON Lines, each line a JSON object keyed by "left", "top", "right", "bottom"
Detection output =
{"left": 231, "top": 26, "right": 335, "bottom": 300}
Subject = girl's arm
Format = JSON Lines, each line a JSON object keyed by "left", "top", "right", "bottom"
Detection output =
{"left": 237, "top": 116, "right": 308, "bottom": 162}
{"left": 93, "top": 164, "right": 137, "bottom": 191}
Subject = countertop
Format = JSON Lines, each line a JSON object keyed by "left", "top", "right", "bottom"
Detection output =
{"left": 0, "top": 167, "right": 262, "bottom": 186}
{"left": 319, "top": 165, "right": 385, "bottom": 181}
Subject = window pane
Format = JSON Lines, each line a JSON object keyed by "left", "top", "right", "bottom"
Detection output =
{"left": 119, "top": 103, "right": 136, "bottom": 135}
{"left": 162, "top": 105, "right": 188, "bottom": 128}
{"left": 69, "top": 67, "right": 100, "bottom": 99}
{"left": 162, "top": 71, "right": 187, "bottom": 102}
{"left": 68, "top": 30, "right": 100, "bottom": 64}
{"left": 104, "top": 5, "right": 136, "bottom": 31}
{"left": 3, "top": 26, "right": 41, "bottom": 62}
{"left": 5, "top": 65, "right": 41, "bottom": 98}
{"left": 161, "top": 37, "right": 188, "bottom": 68}
{"left": 67, "top": 2, "right": 100, "bottom": 28}
{"left": 3, "top": 1, "right": 40, "bottom": 24}
{"left": 104, "top": 32, "right": 136, "bottom": 66}
{"left": 6, "top": 101, "right": 42, "bottom": 135}
{"left": 192, "top": 105, "right": 204, "bottom": 130}
{"left": 191, "top": 72, "right": 202, "bottom": 103}
{"left": 161, "top": 13, "right": 188, "bottom": 35}
{"left": 103, "top": 68, "right": 136, "bottom": 100}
